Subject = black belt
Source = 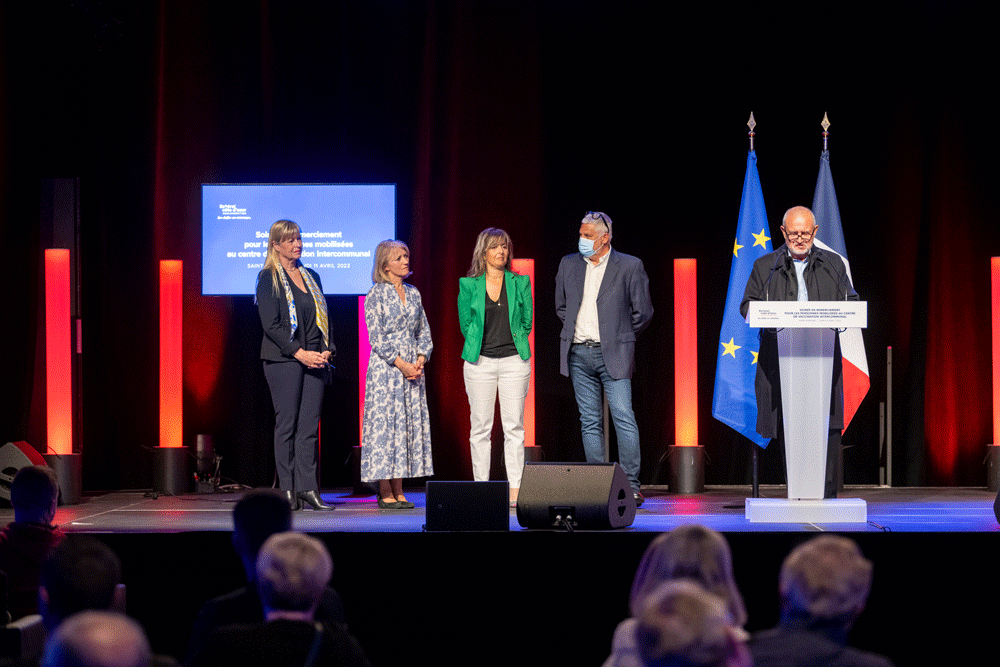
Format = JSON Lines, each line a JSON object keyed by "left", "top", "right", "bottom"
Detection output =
{"left": 573, "top": 340, "right": 601, "bottom": 348}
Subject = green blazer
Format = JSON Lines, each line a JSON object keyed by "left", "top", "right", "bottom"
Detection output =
{"left": 458, "top": 271, "right": 532, "bottom": 363}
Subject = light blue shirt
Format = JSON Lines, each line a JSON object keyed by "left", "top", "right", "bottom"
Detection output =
{"left": 793, "top": 258, "right": 808, "bottom": 301}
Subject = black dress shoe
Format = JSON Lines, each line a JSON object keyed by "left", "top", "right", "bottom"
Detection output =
{"left": 377, "top": 497, "right": 401, "bottom": 509}
{"left": 297, "top": 490, "right": 335, "bottom": 511}
{"left": 283, "top": 490, "right": 301, "bottom": 511}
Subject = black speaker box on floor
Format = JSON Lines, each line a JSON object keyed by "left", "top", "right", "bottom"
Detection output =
{"left": 516, "top": 462, "right": 636, "bottom": 529}
{"left": 424, "top": 481, "right": 509, "bottom": 531}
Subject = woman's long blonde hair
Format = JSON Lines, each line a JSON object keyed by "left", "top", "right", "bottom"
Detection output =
{"left": 467, "top": 228, "right": 513, "bottom": 278}
{"left": 263, "top": 219, "right": 301, "bottom": 295}
{"left": 629, "top": 525, "right": 747, "bottom": 627}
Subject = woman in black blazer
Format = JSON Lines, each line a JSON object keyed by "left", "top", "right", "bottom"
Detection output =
{"left": 256, "top": 219, "right": 335, "bottom": 510}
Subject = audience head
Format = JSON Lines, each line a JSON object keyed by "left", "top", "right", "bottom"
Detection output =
{"left": 635, "top": 580, "right": 751, "bottom": 667}
{"left": 779, "top": 535, "right": 873, "bottom": 627}
{"left": 630, "top": 525, "right": 747, "bottom": 626}
{"left": 41, "top": 611, "right": 150, "bottom": 667}
{"left": 11, "top": 465, "right": 59, "bottom": 524}
{"left": 256, "top": 532, "right": 332, "bottom": 615}
{"left": 40, "top": 535, "right": 122, "bottom": 631}
{"left": 232, "top": 489, "right": 293, "bottom": 581}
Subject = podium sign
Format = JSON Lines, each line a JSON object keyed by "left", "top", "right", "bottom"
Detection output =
{"left": 747, "top": 301, "right": 867, "bottom": 329}
{"left": 744, "top": 301, "right": 868, "bottom": 523}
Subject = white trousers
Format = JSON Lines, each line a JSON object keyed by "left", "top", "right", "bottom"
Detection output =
{"left": 463, "top": 354, "right": 531, "bottom": 488}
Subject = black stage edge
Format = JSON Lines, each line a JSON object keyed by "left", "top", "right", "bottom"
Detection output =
{"left": 93, "top": 529, "right": 996, "bottom": 667}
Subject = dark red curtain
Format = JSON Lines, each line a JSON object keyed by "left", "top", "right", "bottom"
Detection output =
{"left": 3, "top": 1, "right": 997, "bottom": 491}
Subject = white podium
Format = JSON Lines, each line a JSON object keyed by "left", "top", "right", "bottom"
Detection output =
{"left": 744, "top": 302, "right": 868, "bottom": 523}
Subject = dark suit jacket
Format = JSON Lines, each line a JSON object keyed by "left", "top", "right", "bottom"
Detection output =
{"left": 555, "top": 249, "right": 653, "bottom": 379}
{"left": 256, "top": 268, "right": 335, "bottom": 362}
{"left": 458, "top": 271, "right": 532, "bottom": 362}
{"left": 739, "top": 244, "right": 858, "bottom": 439}
{"left": 750, "top": 622, "right": 894, "bottom": 667}
{"left": 191, "top": 619, "right": 370, "bottom": 667}
{"left": 185, "top": 586, "right": 345, "bottom": 665}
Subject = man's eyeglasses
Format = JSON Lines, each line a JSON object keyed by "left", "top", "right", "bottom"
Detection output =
{"left": 782, "top": 228, "right": 815, "bottom": 240}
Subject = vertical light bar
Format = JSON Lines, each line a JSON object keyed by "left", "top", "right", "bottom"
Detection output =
{"left": 45, "top": 249, "right": 73, "bottom": 455}
{"left": 674, "top": 259, "right": 697, "bottom": 447}
{"left": 358, "top": 295, "right": 370, "bottom": 446}
{"left": 992, "top": 257, "right": 1000, "bottom": 447}
{"left": 159, "top": 260, "right": 183, "bottom": 448}
{"left": 512, "top": 258, "right": 535, "bottom": 448}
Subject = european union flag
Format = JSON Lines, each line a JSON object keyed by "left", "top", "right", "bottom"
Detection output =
{"left": 712, "top": 150, "right": 771, "bottom": 448}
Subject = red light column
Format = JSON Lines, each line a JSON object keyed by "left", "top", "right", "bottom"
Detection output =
{"left": 159, "top": 260, "right": 183, "bottom": 448}
{"left": 674, "top": 259, "right": 697, "bottom": 447}
{"left": 45, "top": 250, "right": 72, "bottom": 455}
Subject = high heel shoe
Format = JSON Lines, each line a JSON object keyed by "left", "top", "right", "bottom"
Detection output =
{"left": 283, "top": 490, "right": 301, "bottom": 511}
{"left": 297, "top": 490, "right": 335, "bottom": 511}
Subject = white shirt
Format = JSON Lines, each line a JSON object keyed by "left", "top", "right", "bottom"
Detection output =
{"left": 573, "top": 247, "right": 612, "bottom": 343}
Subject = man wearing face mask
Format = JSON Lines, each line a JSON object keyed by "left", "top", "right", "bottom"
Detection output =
{"left": 555, "top": 211, "right": 653, "bottom": 505}
{"left": 740, "top": 206, "right": 859, "bottom": 498}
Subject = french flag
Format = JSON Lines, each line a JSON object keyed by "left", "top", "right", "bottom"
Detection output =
{"left": 812, "top": 150, "right": 870, "bottom": 432}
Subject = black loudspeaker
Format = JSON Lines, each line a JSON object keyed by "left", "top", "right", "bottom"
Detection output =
{"left": 0, "top": 441, "right": 47, "bottom": 502}
{"left": 994, "top": 487, "right": 1000, "bottom": 526}
{"left": 516, "top": 462, "right": 636, "bottom": 529}
{"left": 424, "top": 481, "right": 510, "bottom": 531}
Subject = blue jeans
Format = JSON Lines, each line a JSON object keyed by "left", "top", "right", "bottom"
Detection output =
{"left": 568, "top": 344, "right": 641, "bottom": 489}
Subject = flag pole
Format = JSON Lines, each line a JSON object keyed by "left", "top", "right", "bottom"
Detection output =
{"left": 822, "top": 111, "right": 830, "bottom": 151}
{"left": 748, "top": 112, "right": 760, "bottom": 499}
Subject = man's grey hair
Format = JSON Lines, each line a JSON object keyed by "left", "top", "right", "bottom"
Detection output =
{"left": 41, "top": 611, "right": 150, "bottom": 667}
{"left": 256, "top": 532, "right": 333, "bottom": 613}
{"left": 582, "top": 211, "right": 612, "bottom": 238}
{"left": 780, "top": 535, "right": 873, "bottom": 621}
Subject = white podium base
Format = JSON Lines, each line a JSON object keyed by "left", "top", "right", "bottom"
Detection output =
{"left": 745, "top": 498, "right": 867, "bottom": 523}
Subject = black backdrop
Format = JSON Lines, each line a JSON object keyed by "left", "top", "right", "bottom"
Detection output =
{"left": 3, "top": 0, "right": 997, "bottom": 492}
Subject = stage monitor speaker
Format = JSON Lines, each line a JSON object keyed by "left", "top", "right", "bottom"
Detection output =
{"left": 516, "top": 462, "right": 636, "bottom": 529}
{"left": 424, "top": 481, "right": 509, "bottom": 531}
{"left": 0, "top": 441, "right": 47, "bottom": 502}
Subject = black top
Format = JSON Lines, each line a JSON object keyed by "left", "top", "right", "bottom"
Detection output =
{"left": 256, "top": 268, "right": 334, "bottom": 363}
{"left": 288, "top": 279, "right": 324, "bottom": 352}
{"left": 481, "top": 279, "right": 517, "bottom": 358}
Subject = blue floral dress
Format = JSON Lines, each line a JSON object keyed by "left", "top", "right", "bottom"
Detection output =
{"left": 361, "top": 282, "right": 434, "bottom": 482}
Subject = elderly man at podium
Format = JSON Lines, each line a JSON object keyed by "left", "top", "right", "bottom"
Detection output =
{"left": 740, "top": 206, "right": 858, "bottom": 498}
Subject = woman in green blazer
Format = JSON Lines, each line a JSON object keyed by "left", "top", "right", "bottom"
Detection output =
{"left": 458, "top": 228, "right": 532, "bottom": 505}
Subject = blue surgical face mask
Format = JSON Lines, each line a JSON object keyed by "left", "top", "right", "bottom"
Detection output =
{"left": 578, "top": 236, "right": 604, "bottom": 258}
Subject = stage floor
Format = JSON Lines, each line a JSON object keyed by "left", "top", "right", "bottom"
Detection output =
{"left": 7, "top": 485, "right": 995, "bottom": 533}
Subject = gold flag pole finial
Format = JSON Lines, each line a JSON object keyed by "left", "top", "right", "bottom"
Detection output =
{"left": 748, "top": 112, "right": 756, "bottom": 152}
{"left": 821, "top": 112, "right": 831, "bottom": 151}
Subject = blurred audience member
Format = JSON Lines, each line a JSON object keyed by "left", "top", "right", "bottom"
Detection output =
{"left": 0, "top": 467, "right": 65, "bottom": 620}
{"left": 39, "top": 536, "right": 121, "bottom": 633}
{"left": 185, "top": 490, "right": 345, "bottom": 663}
{"left": 604, "top": 525, "right": 746, "bottom": 667}
{"left": 190, "top": 532, "right": 369, "bottom": 667}
{"left": 41, "top": 611, "right": 149, "bottom": 667}
{"left": 634, "top": 580, "right": 750, "bottom": 667}
{"left": 750, "top": 535, "right": 894, "bottom": 667}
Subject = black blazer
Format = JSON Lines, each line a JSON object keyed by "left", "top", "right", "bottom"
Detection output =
{"left": 256, "top": 268, "right": 335, "bottom": 362}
